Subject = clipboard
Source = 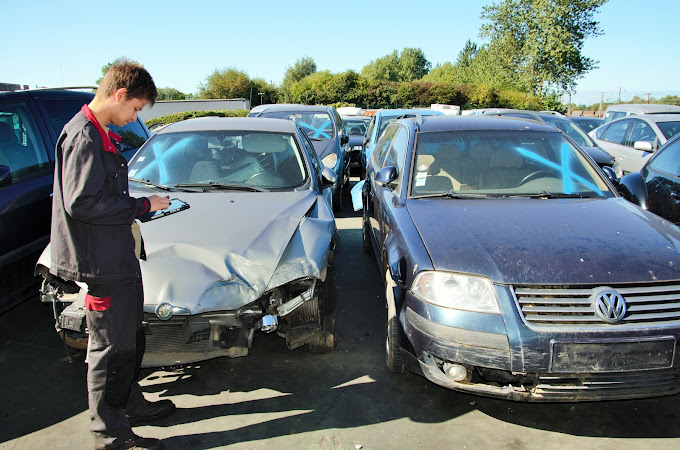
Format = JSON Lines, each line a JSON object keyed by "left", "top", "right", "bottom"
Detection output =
{"left": 139, "top": 198, "right": 190, "bottom": 222}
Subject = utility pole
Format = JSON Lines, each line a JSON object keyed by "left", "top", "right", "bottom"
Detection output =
{"left": 618, "top": 87, "right": 621, "bottom": 104}
{"left": 568, "top": 92, "right": 572, "bottom": 116}
{"left": 599, "top": 92, "right": 603, "bottom": 118}
{"left": 647, "top": 93, "right": 651, "bottom": 104}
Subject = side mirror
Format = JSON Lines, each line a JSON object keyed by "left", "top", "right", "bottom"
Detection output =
{"left": 375, "top": 166, "right": 397, "bottom": 186}
{"left": 0, "top": 165, "right": 12, "bottom": 188}
{"left": 321, "top": 167, "right": 337, "bottom": 188}
{"left": 617, "top": 171, "right": 648, "bottom": 209}
{"left": 601, "top": 166, "right": 619, "bottom": 186}
{"left": 633, "top": 141, "right": 654, "bottom": 153}
{"left": 340, "top": 135, "right": 349, "bottom": 146}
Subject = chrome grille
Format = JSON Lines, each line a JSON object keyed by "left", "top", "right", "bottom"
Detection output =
{"left": 515, "top": 283, "right": 680, "bottom": 327}
{"left": 534, "top": 369, "right": 679, "bottom": 399}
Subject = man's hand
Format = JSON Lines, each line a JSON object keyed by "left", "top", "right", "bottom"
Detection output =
{"left": 148, "top": 195, "right": 170, "bottom": 212}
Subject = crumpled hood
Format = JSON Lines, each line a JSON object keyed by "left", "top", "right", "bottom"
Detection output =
{"left": 406, "top": 197, "right": 680, "bottom": 285}
{"left": 131, "top": 187, "right": 335, "bottom": 314}
{"left": 310, "top": 138, "right": 337, "bottom": 160}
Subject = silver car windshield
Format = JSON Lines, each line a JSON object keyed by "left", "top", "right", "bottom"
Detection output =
{"left": 128, "top": 131, "right": 307, "bottom": 190}
{"left": 410, "top": 130, "right": 613, "bottom": 198}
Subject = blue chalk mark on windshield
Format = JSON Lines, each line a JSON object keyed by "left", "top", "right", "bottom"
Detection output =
{"left": 515, "top": 145, "right": 601, "bottom": 193}
{"left": 298, "top": 121, "right": 331, "bottom": 139}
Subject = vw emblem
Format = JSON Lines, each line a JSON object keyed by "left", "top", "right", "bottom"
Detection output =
{"left": 593, "top": 289, "right": 627, "bottom": 324}
{"left": 155, "top": 302, "right": 174, "bottom": 321}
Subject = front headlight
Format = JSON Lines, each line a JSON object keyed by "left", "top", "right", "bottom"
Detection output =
{"left": 411, "top": 271, "right": 500, "bottom": 314}
{"left": 352, "top": 145, "right": 363, "bottom": 151}
{"left": 322, "top": 153, "right": 338, "bottom": 168}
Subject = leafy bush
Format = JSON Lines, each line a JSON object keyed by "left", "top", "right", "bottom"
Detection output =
{"left": 145, "top": 110, "right": 249, "bottom": 127}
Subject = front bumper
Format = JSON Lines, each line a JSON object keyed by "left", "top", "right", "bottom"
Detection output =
{"left": 402, "top": 292, "right": 680, "bottom": 401}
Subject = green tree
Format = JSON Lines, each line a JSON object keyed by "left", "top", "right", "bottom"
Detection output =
{"left": 282, "top": 56, "right": 317, "bottom": 88}
{"left": 480, "top": 0, "right": 608, "bottom": 94}
{"left": 362, "top": 48, "right": 430, "bottom": 82}
{"left": 198, "top": 67, "right": 250, "bottom": 99}
{"left": 250, "top": 78, "right": 278, "bottom": 105}
{"left": 156, "top": 87, "right": 186, "bottom": 100}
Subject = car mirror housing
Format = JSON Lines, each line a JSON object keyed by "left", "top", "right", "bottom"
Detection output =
{"left": 340, "top": 135, "right": 349, "bottom": 146}
{"left": 375, "top": 166, "right": 398, "bottom": 186}
{"left": 601, "top": 166, "right": 619, "bottom": 186}
{"left": 633, "top": 140, "right": 654, "bottom": 153}
{"left": 321, "top": 167, "right": 337, "bottom": 188}
{"left": 617, "top": 171, "right": 648, "bottom": 209}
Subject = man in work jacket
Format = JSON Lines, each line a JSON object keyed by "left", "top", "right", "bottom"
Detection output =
{"left": 50, "top": 60, "right": 173, "bottom": 450}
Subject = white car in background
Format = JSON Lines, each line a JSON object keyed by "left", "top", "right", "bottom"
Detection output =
{"left": 589, "top": 114, "right": 680, "bottom": 176}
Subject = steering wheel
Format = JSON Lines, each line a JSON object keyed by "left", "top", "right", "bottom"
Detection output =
{"left": 518, "top": 170, "right": 555, "bottom": 186}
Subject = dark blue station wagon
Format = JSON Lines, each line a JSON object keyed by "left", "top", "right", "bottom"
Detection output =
{"left": 361, "top": 115, "right": 680, "bottom": 401}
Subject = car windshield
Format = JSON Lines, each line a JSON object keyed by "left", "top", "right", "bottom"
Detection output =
{"left": 342, "top": 119, "right": 369, "bottom": 136}
{"left": 542, "top": 116, "right": 596, "bottom": 148}
{"left": 257, "top": 111, "right": 335, "bottom": 140}
{"left": 657, "top": 121, "right": 680, "bottom": 140}
{"left": 410, "top": 130, "right": 613, "bottom": 198}
{"left": 128, "top": 130, "right": 307, "bottom": 190}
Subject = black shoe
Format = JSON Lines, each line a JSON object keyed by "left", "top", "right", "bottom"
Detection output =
{"left": 100, "top": 435, "right": 165, "bottom": 450}
{"left": 127, "top": 400, "right": 176, "bottom": 426}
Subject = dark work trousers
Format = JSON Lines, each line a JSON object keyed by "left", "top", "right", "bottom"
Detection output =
{"left": 85, "top": 281, "right": 149, "bottom": 448}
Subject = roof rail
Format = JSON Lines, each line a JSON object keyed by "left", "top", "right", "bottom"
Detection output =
{"left": 29, "top": 86, "right": 98, "bottom": 91}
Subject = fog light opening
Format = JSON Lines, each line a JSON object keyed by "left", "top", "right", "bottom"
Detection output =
{"left": 443, "top": 363, "right": 469, "bottom": 382}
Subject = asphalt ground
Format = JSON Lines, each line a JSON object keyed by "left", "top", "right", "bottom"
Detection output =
{"left": 2, "top": 179, "right": 680, "bottom": 449}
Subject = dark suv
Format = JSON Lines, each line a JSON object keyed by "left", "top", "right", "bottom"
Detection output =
{"left": 0, "top": 88, "right": 151, "bottom": 313}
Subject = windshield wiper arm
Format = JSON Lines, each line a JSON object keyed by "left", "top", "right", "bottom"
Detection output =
{"left": 174, "top": 183, "right": 269, "bottom": 192}
{"left": 412, "top": 191, "right": 490, "bottom": 199}
{"left": 517, "top": 191, "right": 604, "bottom": 199}
{"left": 129, "top": 178, "right": 172, "bottom": 191}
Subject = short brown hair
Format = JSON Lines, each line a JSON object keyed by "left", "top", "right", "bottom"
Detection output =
{"left": 97, "top": 59, "right": 158, "bottom": 106}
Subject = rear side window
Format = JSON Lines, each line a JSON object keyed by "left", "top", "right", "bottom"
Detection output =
{"left": 0, "top": 102, "right": 50, "bottom": 181}
{"left": 40, "top": 98, "right": 148, "bottom": 155}
{"left": 601, "top": 119, "right": 631, "bottom": 145}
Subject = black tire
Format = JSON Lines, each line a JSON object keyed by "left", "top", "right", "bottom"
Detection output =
{"left": 333, "top": 185, "right": 343, "bottom": 213}
{"left": 362, "top": 216, "right": 372, "bottom": 255}
{"left": 384, "top": 271, "right": 404, "bottom": 374}
{"left": 307, "top": 257, "right": 338, "bottom": 353}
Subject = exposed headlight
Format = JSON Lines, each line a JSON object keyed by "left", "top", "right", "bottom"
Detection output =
{"left": 322, "top": 153, "right": 338, "bottom": 168}
{"left": 411, "top": 271, "right": 500, "bottom": 314}
{"left": 352, "top": 145, "right": 363, "bottom": 151}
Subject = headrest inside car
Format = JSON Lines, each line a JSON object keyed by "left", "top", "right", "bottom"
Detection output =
{"left": 242, "top": 133, "right": 287, "bottom": 153}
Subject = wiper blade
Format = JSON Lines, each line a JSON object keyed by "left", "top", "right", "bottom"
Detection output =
{"left": 413, "top": 191, "right": 490, "bottom": 199}
{"left": 516, "top": 191, "right": 603, "bottom": 199}
{"left": 129, "top": 178, "right": 171, "bottom": 191}
{"left": 174, "top": 183, "right": 269, "bottom": 192}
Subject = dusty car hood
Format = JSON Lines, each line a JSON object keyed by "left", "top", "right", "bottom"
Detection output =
{"left": 406, "top": 197, "right": 680, "bottom": 285}
{"left": 130, "top": 187, "right": 335, "bottom": 314}
{"left": 310, "top": 138, "right": 337, "bottom": 159}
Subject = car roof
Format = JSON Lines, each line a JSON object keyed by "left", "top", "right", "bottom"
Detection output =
{"left": 411, "top": 115, "right": 559, "bottom": 133}
{"left": 155, "top": 117, "right": 297, "bottom": 134}
{"left": 605, "top": 103, "right": 680, "bottom": 114}
{"left": 251, "top": 103, "right": 333, "bottom": 113}
{"left": 608, "top": 114, "right": 680, "bottom": 124}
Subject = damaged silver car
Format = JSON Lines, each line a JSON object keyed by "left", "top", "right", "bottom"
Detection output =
{"left": 36, "top": 117, "right": 339, "bottom": 367}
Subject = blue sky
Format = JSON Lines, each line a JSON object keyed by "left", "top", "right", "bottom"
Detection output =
{"left": 4, "top": 0, "right": 677, "bottom": 106}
